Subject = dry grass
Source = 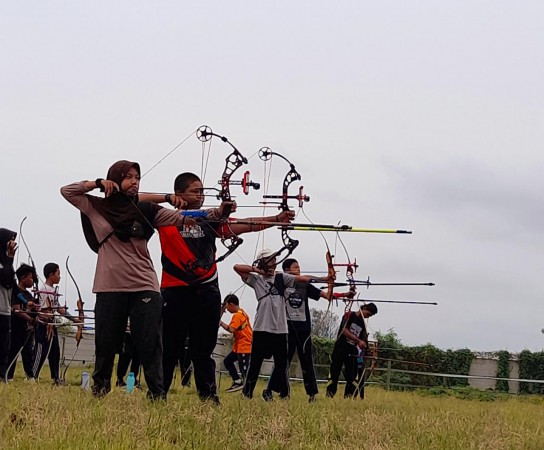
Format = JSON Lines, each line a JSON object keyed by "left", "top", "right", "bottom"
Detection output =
{"left": 1, "top": 368, "right": 544, "bottom": 449}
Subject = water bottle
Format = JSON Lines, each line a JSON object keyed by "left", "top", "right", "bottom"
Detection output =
{"left": 126, "top": 372, "right": 135, "bottom": 393}
{"left": 81, "top": 371, "right": 90, "bottom": 390}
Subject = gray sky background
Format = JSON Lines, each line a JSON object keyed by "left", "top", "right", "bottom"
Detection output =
{"left": 2, "top": 2, "right": 543, "bottom": 352}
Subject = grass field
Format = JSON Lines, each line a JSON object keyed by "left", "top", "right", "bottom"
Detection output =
{"left": 2, "top": 368, "right": 544, "bottom": 450}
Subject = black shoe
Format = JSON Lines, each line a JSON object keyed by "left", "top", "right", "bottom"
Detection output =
{"left": 225, "top": 380, "right": 244, "bottom": 393}
{"left": 201, "top": 394, "right": 220, "bottom": 405}
{"left": 308, "top": 395, "right": 316, "bottom": 403}
{"left": 92, "top": 386, "right": 109, "bottom": 398}
{"left": 262, "top": 389, "right": 273, "bottom": 402}
{"left": 147, "top": 391, "right": 167, "bottom": 402}
{"left": 53, "top": 379, "right": 67, "bottom": 386}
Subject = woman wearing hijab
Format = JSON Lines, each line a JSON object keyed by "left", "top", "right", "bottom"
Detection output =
{"left": 60, "top": 160, "right": 221, "bottom": 399}
{"left": 0, "top": 228, "right": 17, "bottom": 381}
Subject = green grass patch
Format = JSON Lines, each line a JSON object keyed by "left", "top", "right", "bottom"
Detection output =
{"left": 2, "top": 367, "right": 544, "bottom": 449}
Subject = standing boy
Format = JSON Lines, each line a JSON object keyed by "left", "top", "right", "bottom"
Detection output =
{"left": 143, "top": 172, "right": 293, "bottom": 403}
{"left": 33, "top": 262, "right": 70, "bottom": 384}
{"left": 219, "top": 294, "right": 252, "bottom": 392}
{"left": 326, "top": 303, "right": 378, "bottom": 399}
{"left": 8, "top": 263, "right": 38, "bottom": 380}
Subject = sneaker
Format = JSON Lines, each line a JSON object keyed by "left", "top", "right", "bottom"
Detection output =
{"left": 308, "top": 394, "right": 316, "bottom": 403}
{"left": 53, "top": 379, "right": 68, "bottom": 386}
{"left": 262, "top": 389, "right": 273, "bottom": 402}
{"left": 225, "top": 380, "right": 243, "bottom": 393}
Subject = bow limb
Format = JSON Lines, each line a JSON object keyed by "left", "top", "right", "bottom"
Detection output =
{"left": 325, "top": 251, "right": 336, "bottom": 302}
{"left": 62, "top": 256, "right": 85, "bottom": 380}
{"left": 18, "top": 217, "right": 42, "bottom": 300}
{"left": 258, "top": 148, "right": 310, "bottom": 266}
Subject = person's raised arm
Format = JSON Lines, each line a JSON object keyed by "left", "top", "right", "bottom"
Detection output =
{"left": 139, "top": 193, "right": 187, "bottom": 209}
{"left": 223, "top": 210, "right": 295, "bottom": 237}
{"left": 233, "top": 263, "right": 268, "bottom": 283}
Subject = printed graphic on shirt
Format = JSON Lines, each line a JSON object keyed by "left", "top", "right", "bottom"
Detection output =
{"left": 285, "top": 286, "right": 306, "bottom": 322}
{"left": 179, "top": 225, "right": 206, "bottom": 239}
{"left": 346, "top": 322, "right": 363, "bottom": 345}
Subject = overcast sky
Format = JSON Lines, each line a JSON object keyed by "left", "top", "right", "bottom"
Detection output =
{"left": 2, "top": 1, "right": 543, "bottom": 352}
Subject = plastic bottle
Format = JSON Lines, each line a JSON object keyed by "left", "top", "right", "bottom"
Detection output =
{"left": 126, "top": 372, "right": 135, "bottom": 393}
{"left": 81, "top": 371, "right": 90, "bottom": 390}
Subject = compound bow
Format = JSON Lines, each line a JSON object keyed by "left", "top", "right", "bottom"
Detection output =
{"left": 196, "top": 125, "right": 259, "bottom": 263}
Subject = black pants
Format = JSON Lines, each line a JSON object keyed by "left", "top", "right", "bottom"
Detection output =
{"left": 0, "top": 315, "right": 10, "bottom": 380}
{"left": 243, "top": 331, "right": 289, "bottom": 399}
{"left": 326, "top": 342, "right": 358, "bottom": 398}
{"left": 33, "top": 323, "right": 60, "bottom": 381}
{"left": 8, "top": 322, "right": 34, "bottom": 379}
{"left": 162, "top": 284, "right": 221, "bottom": 400}
{"left": 267, "top": 328, "right": 318, "bottom": 396}
{"left": 93, "top": 291, "right": 164, "bottom": 399}
{"left": 224, "top": 351, "right": 250, "bottom": 382}
{"left": 116, "top": 331, "right": 140, "bottom": 383}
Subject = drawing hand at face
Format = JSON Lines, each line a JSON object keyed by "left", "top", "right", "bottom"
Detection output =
{"left": 6, "top": 239, "right": 17, "bottom": 258}
{"left": 169, "top": 194, "right": 188, "bottom": 209}
{"left": 100, "top": 180, "right": 120, "bottom": 197}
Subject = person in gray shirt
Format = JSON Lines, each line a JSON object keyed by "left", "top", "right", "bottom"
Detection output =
{"left": 234, "top": 249, "right": 332, "bottom": 400}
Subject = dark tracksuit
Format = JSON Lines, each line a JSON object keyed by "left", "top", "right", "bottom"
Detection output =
{"left": 267, "top": 282, "right": 321, "bottom": 396}
{"left": 162, "top": 283, "right": 221, "bottom": 399}
{"left": 93, "top": 291, "right": 164, "bottom": 398}
{"left": 326, "top": 311, "right": 368, "bottom": 398}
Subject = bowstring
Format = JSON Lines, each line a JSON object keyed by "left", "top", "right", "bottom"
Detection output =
{"left": 299, "top": 207, "right": 336, "bottom": 351}
{"left": 200, "top": 134, "right": 212, "bottom": 185}
{"left": 140, "top": 129, "right": 197, "bottom": 179}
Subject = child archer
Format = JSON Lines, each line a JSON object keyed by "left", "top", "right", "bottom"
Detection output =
{"left": 141, "top": 172, "right": 294, "bottom": 403}
{"left": 233, "top": 250, "right": 333, "bottom": 400}
{"left": 326, "top": 303, "right": 378, "bottom": 398}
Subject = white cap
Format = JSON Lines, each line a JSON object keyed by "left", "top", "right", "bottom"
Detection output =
{"left": 256, "top": 248, "right": 275, "bottom": 260}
